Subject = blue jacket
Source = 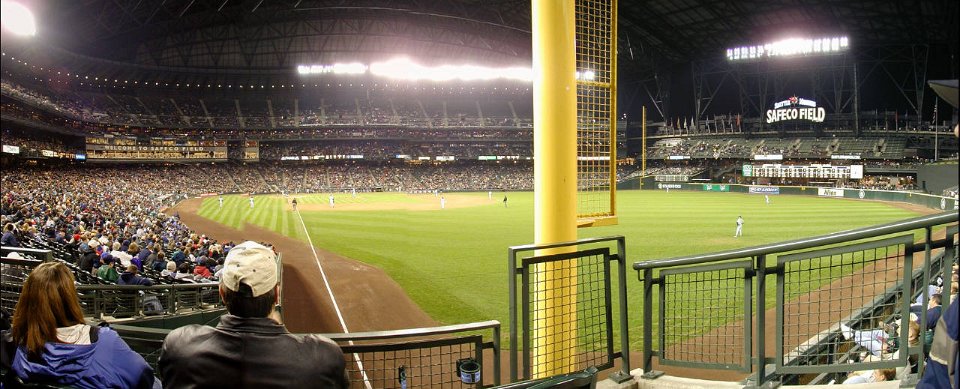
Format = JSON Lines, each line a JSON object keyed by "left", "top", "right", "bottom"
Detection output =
{"left": 170, "top": 250, "right": 185, "bottom": 265}
{"left": 11, "top": 326, "right": 156, "bottom": 389}
{"left": 1, "top": 231, "right": 19, "bottom": 247}
{"left": 118, "top": 271, "right": 154, "bottom": 286}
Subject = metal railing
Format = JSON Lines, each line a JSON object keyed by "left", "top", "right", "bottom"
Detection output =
{"left": 109, "top": 320, "right": 502, "bottom": 386}
{"left": 1, "top": 246, "right": 283, "bottom": 322}
{"left": 634, "top": 211, "right": 958, "bottom": 386}
{"left": 508, "top": 236, "right": 631, "bottom": 383}
{"left": 1, "top": 246, "right": 224, "bottom": 319}
{"left": 326, "top": 321, "right": 502, "bottom": 388}
{"left": 75, "top": 283, "right": 223, "bottom": 319}
{"left": 1, "top": 255, "right": 44, "bottom": 314}
{"left": 796, "top": 241, "right": 953, "bottom": 385}
{"left": 1, "top": 246, "right": 55, "bottom": 261}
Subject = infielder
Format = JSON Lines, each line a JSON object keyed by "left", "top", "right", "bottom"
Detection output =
{"left": 735, "top": 216, "right": 743, "bottom": 237}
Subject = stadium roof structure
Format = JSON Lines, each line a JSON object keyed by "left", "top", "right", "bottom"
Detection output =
{"left": 619, "top": 0, "right": 957, "bottom": 64}
{"left": 1, "top": 0, "right": 957, "bottom": 87}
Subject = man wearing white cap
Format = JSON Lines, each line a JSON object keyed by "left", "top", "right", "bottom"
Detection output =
{"left": 158, "top": 241, "right": 348, "bottom": 388}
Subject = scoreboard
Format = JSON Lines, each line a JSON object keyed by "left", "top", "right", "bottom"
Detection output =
{"left": 744, "top": 164, "right": 863, "bottom": 180}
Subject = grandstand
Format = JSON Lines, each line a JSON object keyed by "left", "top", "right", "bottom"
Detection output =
{"left": 2, "top": 0, "right": 958, "bottom": 388}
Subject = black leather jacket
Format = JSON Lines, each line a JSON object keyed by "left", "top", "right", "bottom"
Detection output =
{"left": 158, "top": 315, "right": 349, "bottom": 389}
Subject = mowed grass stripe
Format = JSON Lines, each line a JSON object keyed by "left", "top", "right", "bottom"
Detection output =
{"left": 280, "top": 204, "right": 291, "bottom": 237}
{"left": 268, "top": 198, "right": 281, "bottom": 231}
{"left": 198, "top": 190, "right": 922, "bottom": 348}
{"left": 249, "top": 197, "right": 270, "bottom": 226}
{"left": 224, "top": 197, "right": 242, "bottom": 229}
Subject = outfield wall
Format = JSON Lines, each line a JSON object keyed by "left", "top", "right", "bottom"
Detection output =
{"left": 917, "top": 162, "right": 959, "bottom": 194}
{"left": 638, "top": 181, "right": 960, "bottom": 211}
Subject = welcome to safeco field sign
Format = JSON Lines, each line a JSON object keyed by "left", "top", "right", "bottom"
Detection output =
{"left": 766, "top": 96, "right": 826, "bottom": 124}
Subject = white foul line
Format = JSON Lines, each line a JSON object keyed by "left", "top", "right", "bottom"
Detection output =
{"left": 294, "top": 207, "right": 373, "bottom": 389}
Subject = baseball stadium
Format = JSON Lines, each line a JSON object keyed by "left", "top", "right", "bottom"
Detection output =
{"left": 0, "top": 1, "right": 958, "bottom": 388}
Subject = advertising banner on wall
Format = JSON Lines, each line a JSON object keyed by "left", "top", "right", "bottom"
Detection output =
{"left": 742, "top": 164, "right": 754, "bottom": 177}
{"left": 748, "top": 186, "right": 780, "bottom": 194}
{"left": 703, "top": 184, "right": 730, "bottom": 192}
{"left": 657, "top": 183, "right": 682, "bottom": 190}
{"left": 818, "top": 188, "right": 845, "bottom": 197}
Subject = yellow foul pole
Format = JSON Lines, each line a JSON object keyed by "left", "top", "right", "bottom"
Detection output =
{"left": 641, "top": 106, "right": 647, "bottom": 186}
{"left": 532, "top": 0, "right": 577, "bottom": 377}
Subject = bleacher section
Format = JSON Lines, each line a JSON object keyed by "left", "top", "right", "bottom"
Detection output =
{"left": 648, "top": 136, "right": 909, "bottom": 160}
{"left": 1, "top": 79, "right": 532, "bottom": 131}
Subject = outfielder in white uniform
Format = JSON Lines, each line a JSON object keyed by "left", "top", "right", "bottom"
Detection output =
{"left": 440, "top": 196, "right": 446, "bottom": 209}
{"left": 329, "top": 195, "right": 335, "bottom": 208}
{"left": 765, "top": 195, "right": 770, "bottom": 205}
{"left": 249, "top": 196, "right": 254, "bottom": 209}
{"left": 735, "top": 216, "right": 743, "bottom": 237}
{"left": 219, "top": 196, "right": 223, "bottom": 208}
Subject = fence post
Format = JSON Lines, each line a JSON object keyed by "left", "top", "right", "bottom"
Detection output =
{"left": 754, "top": 254, "right": 770, "bottom": 387}
{"left": 493, "top": 324, "right": 502, "bottom": 386}
{"left": 167, "top": 287, "right": 176, "bottom": 315}
{"left": 917, "top": 226, "right": 933, "bottom": 380}
{"left": 508, "top": 248, "right": 518, "bottom": 382}
{"left": 612, "top": 237, "right": 632, "bottom": 382}
{"left": 641, "top": 268, "right": 662, "bottom": 379}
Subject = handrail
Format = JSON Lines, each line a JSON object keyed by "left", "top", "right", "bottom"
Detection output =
{"left": 109, "top": 320, "right": 503, "bottom": 341}
{"left": 75, "top": 283, "right": 219, "bottom": 291}
{"left": 507, "top": 235, "right": 624, "bottom": 252}
{"left": 1, "top": 257, "right": 43, "bottom": 266}
{"left": 1, "top": 246, "right": 55, "bottom": 261}
{"left": 634, "top": 211, "right": 958, "bottom": 270}
{"left": 322, "top": 320, "right": 500, "bottom": 341}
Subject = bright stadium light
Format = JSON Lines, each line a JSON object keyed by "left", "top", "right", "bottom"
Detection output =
{"left": 297, "top": 63, "right": 368, "bottom": 75}
{"left": 727, "top": 36, "right": 849, "bottom": 61}
{"left": 1, "top": 1, "right": 36, "bottom": 36}
{"left": 332, "top": 62, "right": 367, "bottom": 74}
{"left": 369, "top": 58, "right": 533, "bottom": 82}
{"left": 298, "top": 58, "right": 550, "bottom": 82}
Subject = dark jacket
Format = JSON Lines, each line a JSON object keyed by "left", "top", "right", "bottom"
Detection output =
{"left": 1, "top": 231, "right": 19, "bottom": 247}
{"left": 917, "top": 298, "right": 959, "bottom": 389}
{"left": 77, "top": 251, "right": 99, "bottom": 274}
{"left": 170, "top": 250, "right": 185, "bottom": 265}
{"left": 117, "top": 271, "right": 154, "bottom": 286}
{"left": 158, "top": 315, "right": 348, "bottom": 389}
{"left": 924, "top": 305, "right": 942, "bottom": 331}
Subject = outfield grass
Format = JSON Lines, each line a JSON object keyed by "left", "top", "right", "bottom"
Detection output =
{"left": 196, "top": 190, "right": 924, "bottom": 348}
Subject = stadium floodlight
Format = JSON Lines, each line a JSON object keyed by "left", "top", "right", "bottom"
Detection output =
{"left": 1, "top": 1, "right": 36, "bottom": 36}
{"left": 297, "top": 58, "right": 600, "bottom": 83}
{"left": 727, "top": 36, "right": 849, "bottom": 61}
{"left": 297, "top": 63, "right": 368, "bottom": 75}
{"left": 369, "top": 58, "right": 533, "bottom": 82}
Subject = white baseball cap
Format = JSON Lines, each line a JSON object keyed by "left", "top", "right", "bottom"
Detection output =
{"left": 221, "top": 241, "right": 278, "bottom": 297}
